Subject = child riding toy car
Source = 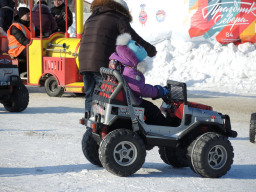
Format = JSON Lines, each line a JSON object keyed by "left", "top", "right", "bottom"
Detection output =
{"left": 80, "top": 67, "right": 237, "bottom": 178}
{"left": 79, "top": 34, "right": 237, "bottom": 178}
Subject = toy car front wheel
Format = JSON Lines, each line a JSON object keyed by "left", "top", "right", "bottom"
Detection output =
{"left": 3, "top": 83, "right": 29, "bottom": 112}
{"left": 250, "top": 113, "right": 256, "bottom": 143}
{"left": 81, "top": 129, "right": 102, "bottom": 167}
{"left": 189, "top": 132, "right": 234, "bottom": 178}
{"left": 99, "top": 129, "right": 146, "bottom": 177}
{"left": 45, "top": 76, "right": 64, "bottom": 97}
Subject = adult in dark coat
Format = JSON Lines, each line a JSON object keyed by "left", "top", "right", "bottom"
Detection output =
{"left": 0, "top": 0, "right": 15, "bottom": 33}
{"left": 50, "top": 0, "right": 73, "bottom": 33}
{"left": 78, "top": 0, "right": 157, "bottom": 112}
{"left": 32, "top": 1, "right": 57, "bottom": 36}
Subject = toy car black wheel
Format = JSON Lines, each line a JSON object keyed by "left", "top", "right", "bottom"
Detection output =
{"left": 3, "top": 83, "right": 29, "bottom": 112}
{"left": 189, "top": 132, "right": 234, "bottom": 178}
{"left": 74, "top": 93, "right": 85, "bottom": 97}
{"left": 158, "top": 146, "right": 188, "bottom": 168}
{"left": 45, "top": 76, "right": 64, "bottom": 97}
{"left": 186, "top": 139, "right": 196, "bottom": 173}
{"left": 81, "top": 129, "right": 102, "bottom": 167}
{"left": 249, "top": 113, "right": 256, "bottom": 143}
{"left": 99, "top": 129, "right": 146, "bottom": 177}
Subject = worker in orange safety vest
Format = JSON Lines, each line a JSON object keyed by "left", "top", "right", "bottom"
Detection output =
{"left": 7, "top": 7, "right": 36, "bottom": 73}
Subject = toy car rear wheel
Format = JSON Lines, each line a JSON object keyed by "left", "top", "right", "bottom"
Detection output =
{"left": 99, "top": 129, "right": 146, "bottom": 177}
{"left": 189, "top": 132, "right": 234, "bottom": 178}
{"left": 81, "top": 129, "right": 102, "bottom": 167}
{"left": 3, "top": 83, "right": 29, "bottom": 112}
{"left": 249, "top": 113, "right": 256, "bottom": 143}
{"left": 158, "top": 146, "right": 188, "bottom": 168}
{"left": 45, "top": 76, "right": 64, "bottom": 97}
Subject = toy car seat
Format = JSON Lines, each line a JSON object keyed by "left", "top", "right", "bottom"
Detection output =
{"left": 92, "top": 67, "right": 139, "bottom": 107}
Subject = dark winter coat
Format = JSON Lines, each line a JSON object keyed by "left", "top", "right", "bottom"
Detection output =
{"left": 50, "top": 3, "right": 73, "bottom": 33}
{"left": 32, "top": 4, "right": 57, "bottom": 36}
{"left": 0, "top": 0, "right": 14, "bottom": 32}
{"left": 78, "top": 1, "right": 157, "bottom": 74}
{"left": 0, "top": 0, "right": 15, "bottom": 8}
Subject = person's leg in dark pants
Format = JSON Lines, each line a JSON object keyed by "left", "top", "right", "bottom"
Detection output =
{"left": 140, "top": 99, "right": 170, "bottom": 126}
{"left": 92, "top": 72, "right": 102, "bottom": 88}
{"left": 82, "top": 72, "right": 101, "bottom": 112}
{"left": 17, "top": 48, "right": 27, "bottom": 73}
{"left": 83, "top": 72, "right": 94, "bottom": 112}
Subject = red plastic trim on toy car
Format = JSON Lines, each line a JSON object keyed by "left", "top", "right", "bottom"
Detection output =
{"left": 173, "top": 102, "right": 213, "bottom": 119}
{"left": 98, "top": 79, "right": 125, "bottom": 103}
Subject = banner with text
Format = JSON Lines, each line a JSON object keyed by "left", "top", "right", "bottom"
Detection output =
{"left": 189, "top": 0, "right": 256, "bottom": 44}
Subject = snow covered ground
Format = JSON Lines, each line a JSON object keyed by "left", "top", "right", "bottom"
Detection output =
{"left": 0, "top": 88, "right": 255, "bottom": 192}
{"left": 1, "top": 1, "right": 255, "bottom": 191}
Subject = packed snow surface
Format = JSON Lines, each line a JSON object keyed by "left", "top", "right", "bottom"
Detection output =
{"left": 1, "top": 1, "right": 255, "bottom": 192}
{"left": 0, "top": 91, "right": 256, "bottom": 192}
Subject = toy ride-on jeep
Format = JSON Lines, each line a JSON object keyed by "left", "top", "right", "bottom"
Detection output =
{"left": 250, "top": 113, "right": 256, "bottom": 143}
{"left": 0, "top": 64, "right": 29, "bottom": 112}
{"left": 80, "top": 67, "right": 237, "bottom": 178}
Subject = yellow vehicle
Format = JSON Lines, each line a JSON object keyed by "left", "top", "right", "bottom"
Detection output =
{"left": 0, "top": 0, "right": 86, "bottom": 97}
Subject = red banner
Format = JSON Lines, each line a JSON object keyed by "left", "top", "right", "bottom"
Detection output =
{"left": 189, "top": 0, "right": 256, "bottom": 44}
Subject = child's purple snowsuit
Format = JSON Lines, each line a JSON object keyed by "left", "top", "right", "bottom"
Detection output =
{"left": 109, "top": 33, "right": 171, "bottom": 126}
{"left": 109, "top": 48, "right": 170, "bottom": 126}
{"left": 109, "top": 46, "right": 158, "bottom": 105}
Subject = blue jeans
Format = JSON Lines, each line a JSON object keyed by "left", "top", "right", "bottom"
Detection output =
{"left": 82, "top": 72, "right": 102, "bottom": 112}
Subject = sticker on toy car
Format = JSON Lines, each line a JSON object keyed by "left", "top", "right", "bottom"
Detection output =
{"left": 118, "top": 107, "right": 145, "bottom": 121}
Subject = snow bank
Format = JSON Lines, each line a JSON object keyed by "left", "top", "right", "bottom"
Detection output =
{"left": 145, "top": 39, "right": 256, "bottom": 96}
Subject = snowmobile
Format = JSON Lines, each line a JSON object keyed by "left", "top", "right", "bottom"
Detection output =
{"left": 0, "top": 63, "right": 29, "bottom": 112}
{"left": 80, "top": 67, "right": 237, "bottom": 178}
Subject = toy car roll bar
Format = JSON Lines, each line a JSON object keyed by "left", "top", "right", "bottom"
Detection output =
{"left": 99, "top": 67, "right": 140, "bottom": 131}
{"left": 99, "top": 67, "right": 139, "bottom": 106}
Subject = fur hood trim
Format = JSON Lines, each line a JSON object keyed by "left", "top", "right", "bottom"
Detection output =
{"left": 116, "top": 33, "right": 131, "bottom": 46}
{"left": 137, "top": 60, "right": 148, "bottom": 74}
{"left": 91, "top": 0, "right": 132, "bottom": 22}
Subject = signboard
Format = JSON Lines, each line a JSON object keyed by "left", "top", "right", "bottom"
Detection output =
{"left": 189, "top": 0, "right": 256, "bottom": 44}
{"left": 126, "top": 0, "right": 173, "bottom": 43}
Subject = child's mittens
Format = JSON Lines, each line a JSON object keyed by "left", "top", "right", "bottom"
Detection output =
{"left": 153, "top": 85, "right": 169, "bottom": 99}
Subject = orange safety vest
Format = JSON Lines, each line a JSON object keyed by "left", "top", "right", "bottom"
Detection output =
{"left": 7, "top": 22, "right": 35, "bottom": 57}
